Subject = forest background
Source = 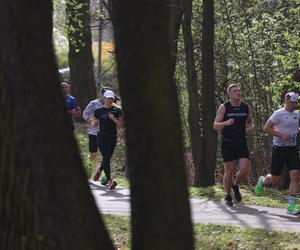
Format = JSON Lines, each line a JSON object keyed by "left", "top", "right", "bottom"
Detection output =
{"left": 53, "top": 0, "right": 300, "bottom": 187}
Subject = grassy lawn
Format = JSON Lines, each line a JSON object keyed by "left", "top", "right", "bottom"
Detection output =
{"left": 103, "top": 214, "right": 300, "bottom": 250}
{"left": 189, "top": 184, "right": 290, "bottom": 208}
{"left": 76, "top": 127, "right": 300, "bottom": 249}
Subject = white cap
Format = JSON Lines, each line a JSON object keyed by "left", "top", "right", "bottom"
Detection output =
{"left": 104, "top": 90, "right": 115, "bottom": 99}
{"left": 285, "top": 92, "right": 298, "bottom": 102}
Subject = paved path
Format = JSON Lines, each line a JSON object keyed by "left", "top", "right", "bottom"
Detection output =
{"left": 89, "top": 182, "right": 300, "bottom": 233}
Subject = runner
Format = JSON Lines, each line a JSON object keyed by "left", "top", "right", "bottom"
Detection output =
{"left": 92, "top": 90, "right": 124, "bottom": 190}
{"left": 255, "top": 92, "right": 300, "bottom": 214}
{"left": 61, "top": 81, "right": 81, "bottom": 131}
{"left": 82, "top": 87, "right": 110, "bottom": 178}
{"left": 214, "top": 84, "right": 254, "bottom": 206}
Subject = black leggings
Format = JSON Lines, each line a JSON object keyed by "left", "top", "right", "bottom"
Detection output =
{"left": 98, "top": 135, "right": 116, "bottom": 180}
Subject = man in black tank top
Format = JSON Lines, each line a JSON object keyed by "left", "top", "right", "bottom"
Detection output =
{"left": 214, "top": 84, "right": 254, "bottom": 206}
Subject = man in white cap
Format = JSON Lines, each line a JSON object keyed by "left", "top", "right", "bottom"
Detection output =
{"left": 255, "top": 92, "right": 300, "bottom": 214}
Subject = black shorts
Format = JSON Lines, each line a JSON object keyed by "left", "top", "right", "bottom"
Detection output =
{"left": 271, "top": 146, "right": 300, "bottom": 176}
{"left": 221, "top": 141, "right": 249, "bottom": 162}
{"left": 88, "top": 134, "right": 98, "bottom": 153}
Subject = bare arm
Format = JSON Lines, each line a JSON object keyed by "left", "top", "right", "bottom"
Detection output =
{"left": 264, "top": 118, "right": 291, "bottom": 141}
{"left": 213, "top": 104, "right": 234, "bottom": 131}
{"left": 82, "top": 101, "right": 94, "bottom": 123}
{"left": 108, "top": 114, "right": 124, "bottom": 129}
{"left": 69, "top": 105, "right": 81, "bottom": 118}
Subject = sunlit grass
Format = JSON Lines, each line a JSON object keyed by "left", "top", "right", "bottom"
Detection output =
{"left": 103, "top": 214, "right": 300, "bottom": 250}
{"left": 189, "top": 184, "right": 291, "bottom": 208}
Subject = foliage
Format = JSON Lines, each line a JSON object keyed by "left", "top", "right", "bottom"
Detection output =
{"left": 175, "top": 0, "right": 300, "bottom": 182}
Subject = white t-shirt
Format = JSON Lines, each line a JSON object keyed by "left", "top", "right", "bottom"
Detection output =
{"left": 82, "top": 99, "right": 103, "bottom": 135}
{"left": 270, "top": 108, "right": 300, "bottom": 146}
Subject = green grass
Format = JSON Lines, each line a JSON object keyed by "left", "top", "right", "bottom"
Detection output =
{"left": 103, "top": 214, "right": 300, "bottom": 250}
{"left": 193, "top": 224, "right": 300, "bottom": 250}
{"left": 103, "top": 215, "right": 131, "bottom": 250}
{"left": 189, "top": 184, "right": 290, "bottom": 208}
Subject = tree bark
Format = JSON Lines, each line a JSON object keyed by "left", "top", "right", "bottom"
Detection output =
{"left": 110, "top": 1, "right": 194, "bottom": 249}
{"left": 66, "top": 0, "right": 96, "bottom": 111}
{"left": 0, "top": 1, "right": 113, "bottom": 249}
{"left": 181, "top": 0, "right": 203, "bottom": 186}
{"left": 201, "top": 0, "right": 217, "bottom": 186}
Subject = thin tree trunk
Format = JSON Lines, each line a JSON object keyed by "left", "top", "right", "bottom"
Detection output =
{"left": 110, "top": 0, "right": 194, "bottom": 249}
{"left": 97, "top": 0, "right": 103, "bottom": 88}
{"left": 66, "top": 0, "right": 96, "bottom": 111}
{"left": 181, "top": 0, "right": 203, "bottom": 186}
{"left": 201, "top": 0, "right": 216, "bottom": 186}
{"left": 0, "top": 1, "right": 113, "bottom": 249}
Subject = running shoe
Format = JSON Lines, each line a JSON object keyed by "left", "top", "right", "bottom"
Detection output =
{"left": 101, "top": 176, "right": 108, "bottom": 185}
{"left": 255, "top": 176, "right": 265, "bottom": 197}
{"left": 108, "top": 179, "right": 117, "bottom": 190}
{"left": 232, "top": 185, "right": 242, "bottom": 202}
{"left": 224, "top": 195, "right": 233, "bottom": 206}
{"left": 92, "top": 167, "right": 101, "bottom": 181}
{"left": 287, "top": 203, "right": 300, "bottom": 215}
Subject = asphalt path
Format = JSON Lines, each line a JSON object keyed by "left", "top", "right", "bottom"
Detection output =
{"left": 89, "top": 181, "right": 300, "bottom": 233}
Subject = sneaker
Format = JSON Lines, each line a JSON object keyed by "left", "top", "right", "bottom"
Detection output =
{"left": 287, "top": 203, "right": 300, "bottom": 215}
{"left": 255, "top": 176, "right": 265, "bottom": 197}
{"left": 224, "top": 195, "right": 233, "bottom": 206}
{"left": 100, "top": 176, "right": 108, "bottom": 185}
{"left": 92, "top": 167, "right": 101, "bottom": 181}
{"left": 232, "top": 185, "right": 242, "bottom": 202}
{"left": 107, "top": 179, "right": 117, "bottom": 190}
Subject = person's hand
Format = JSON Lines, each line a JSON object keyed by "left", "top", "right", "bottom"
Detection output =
{"left": 225, "top": 119, "right": 234, "bottom": 126}
{"left": 91, "top": 118, "right": 98, "bottom": 128}
{"left": 108, "top": 113, "right": 116, "bottom": 121}
{"left": 280, "top": 134, "right": 291, "bottom": 141}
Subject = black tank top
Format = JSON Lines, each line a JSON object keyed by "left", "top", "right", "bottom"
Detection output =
{"left": 221, "top": 101, "right": 249, "bottom": 144}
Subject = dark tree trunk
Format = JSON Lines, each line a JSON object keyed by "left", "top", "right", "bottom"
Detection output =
{"left": 0, "top": 1, "right": 113, "bottom": 249}
{"left": 182, "top": 0, "right": 203, "bottom": 186}
{"left": 200, "top": 0, "right": 216, "bottom": 186}
{"left": 66, "top": 0, "right": 96, "bottom": 111}
{"left": 110, "top": 1, "right": 194, "bottom": 249}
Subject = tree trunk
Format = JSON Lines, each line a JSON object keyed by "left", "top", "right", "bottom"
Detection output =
{"left": 200, "top": 0, "right": 216, "bottom": 186}
{"left": 66, "top": 0, "right": 96, "bottom": 111}
{"left": 110, "top": 1, "right": 194, "bottom": 249}
{"left": 0, "top": 1, "right": 113, "bottom": 249}
{"left": 97, "top": 0, "right": 103, "bottom": 88}
{"left": 182, "top": 0, "right": 203, "bottom": 186}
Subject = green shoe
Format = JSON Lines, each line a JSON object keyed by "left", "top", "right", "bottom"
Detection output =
{"left": 287, "top": 203, "right": 300, "bottom": 215}
{"left": 255, "top": 176, "right": 265, "bottom": 197}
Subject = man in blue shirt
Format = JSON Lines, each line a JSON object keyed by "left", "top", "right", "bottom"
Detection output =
{"left": 61, "top": 82, "right": 81, "bottom": 130}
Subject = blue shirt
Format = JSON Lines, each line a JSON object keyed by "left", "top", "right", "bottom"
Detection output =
{"left": 64, "top": 95, "right": 78, "bottom": 125}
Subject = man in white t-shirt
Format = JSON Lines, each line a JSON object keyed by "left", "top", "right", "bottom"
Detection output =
{"left": 255, "top": 92, "right": 300, "bottom": 214}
